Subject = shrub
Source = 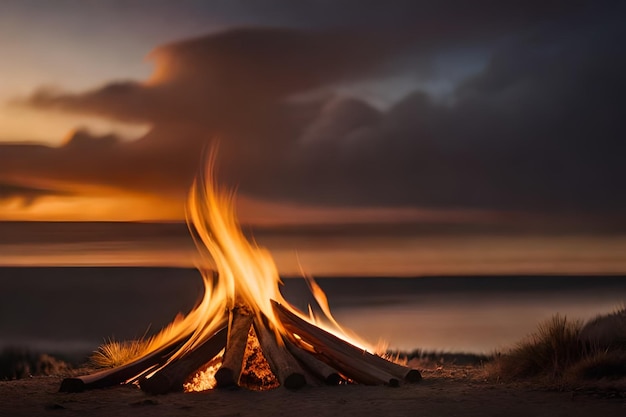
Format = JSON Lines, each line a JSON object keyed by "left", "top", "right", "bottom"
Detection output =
{"left": 568, "top": 350, "right": 626, "bottom": 381}
{"left": 580, "top": 306, "right": 626, "bottom": 349}
{"left": 495, "top": 314, "right": 586, "bottom": 380}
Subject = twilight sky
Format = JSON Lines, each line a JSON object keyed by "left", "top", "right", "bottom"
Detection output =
{"left": 1, "top": 0, "right": 624, "bottom": 226}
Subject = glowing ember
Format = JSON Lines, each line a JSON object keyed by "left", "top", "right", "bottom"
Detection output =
{"left": 183, "top": 350, "right": 224, "bottom": 392}
{"left": 238, "top": 327, "right": 280, "bottom": 390}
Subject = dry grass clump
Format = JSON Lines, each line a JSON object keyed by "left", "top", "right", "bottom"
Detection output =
{"left": 494, "top": 309, "right": 626, "bottom": 384}
{"left": 580, "top": 305, "right": 626, "bottom": 349}
{"left": 496, "top": 314, "right": 585, "bottom": 379}
{"left": 0, "top": 348, "right": 70, "bottom": 380}
{"left": 90, "top": 338, "right": 149, "bottom": 368}
{"left": 567, "top": 350, "right": 626, "bottom": 381}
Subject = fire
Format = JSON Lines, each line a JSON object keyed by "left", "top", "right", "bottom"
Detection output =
{"left": 136, "top": 151, "right": 375, "bottom": 390}
{"left": 58, "top": 150, "right": 421, "bottom": 395}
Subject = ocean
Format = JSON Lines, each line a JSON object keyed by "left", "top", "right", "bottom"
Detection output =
{"left": 1, "top": 267, "right": 624, "bottom": 356}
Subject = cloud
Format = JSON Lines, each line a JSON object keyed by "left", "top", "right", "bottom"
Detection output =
{"left": 0, "top": 181, "right": 70, "bottom": 206}
{"left": 268, "top": 12, "right": 626, "bottom": 212}
{"left": 6, "top": 26, "right": 406, "bottom": 200}
{"left": 3, "top": 2, "right": 626, "bottom": 219}
{"left": 22, "top": 27, "right": 402, "bottom": 127}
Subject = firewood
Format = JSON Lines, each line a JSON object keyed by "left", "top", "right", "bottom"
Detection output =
{"left": 274, "top": 305, "right": 400, "bottom": 385}
{"left": 291, "top": 333, "right": 400, "bottom": 386}
{"left": 253, "top": 318, "right": 306, "bottom": 389}
{"left": 140, "top": 326, "right": 228, "bottom": 394}
{"left": 284, "top": 338, "right": 342, "bottom": 385}
{"left": 59, "top": 336, "right": 186, "bottom": 393}
{"left": 272, "top": 301, "right": 421, "bottom": 385}
{"left": 215, "top": 305, "right": 254, "bottom": 388}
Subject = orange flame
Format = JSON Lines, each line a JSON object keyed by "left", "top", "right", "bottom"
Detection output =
{"left": 138, "top": 151, "right": 377, "bottom": 388}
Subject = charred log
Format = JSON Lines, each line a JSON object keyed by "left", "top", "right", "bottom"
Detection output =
{"left": 272, "top": 301, "right": 421, "bottom": 385}
{"left": 253, "top": 318, "right": 306, "bottom": 389}
{"left": 285, "top": 338, "right": 342, "bottom": 385}
{"left": 215, "top": 306, "right": 254, "bottom": 388}
{"left": 140, "top": 326, "right": 227, "bottom": 394}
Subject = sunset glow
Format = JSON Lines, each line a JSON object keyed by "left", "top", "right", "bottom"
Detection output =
{"left": 0, "top": 1, "right": 624, "bottom": 271}
{"left": 0, "top": 191, "right": 182, "bottom": 221}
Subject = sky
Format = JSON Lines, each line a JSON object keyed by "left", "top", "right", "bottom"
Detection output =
{"left": 1, "top": 2, "right": 625, "bottom": 354}
{"left": 0, "top": 0, "right": 625, "bottom": 227}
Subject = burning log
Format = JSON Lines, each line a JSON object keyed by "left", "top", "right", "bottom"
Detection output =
{"left": 269, "top": 307, "right": 391, "bottom": 386}
{"left": 60, "top": 300, "right": 417, "bottom": 393}
{"left": 59, "top": 336, "right": 186, "bottom": 393}
{"left": 285, "top": 338, "right": 342, "bottom": 385}
{"left": 253, "top": 318, "right": 307, "bottom": 389}
{"left": 140, "top": 326, "right": 227, "bottom": 394}
{"left": 272, "top": 301, "right": 421, "bottom": 385}
{"left": 215, "top": 305, "right": 254, "bottom": 388}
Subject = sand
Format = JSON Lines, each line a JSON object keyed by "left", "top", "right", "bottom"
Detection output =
{"left": 1, "top": 365, "right": 624, "bottom": 417}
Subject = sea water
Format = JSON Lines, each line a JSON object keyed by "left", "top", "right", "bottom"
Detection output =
{"left": 1, "top": 267, "right": 624, "bottom": 356}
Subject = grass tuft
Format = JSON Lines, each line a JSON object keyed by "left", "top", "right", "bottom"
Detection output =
{"left": 90, "top": 338, "right": 149, "bottom": 369}
{"left": 494, "top": 309, "right": 626, "bottom": 385}
{"left": 495, "top": 314, "right": 586, "bottom": 380}
{"left": 568, "top": 350, "right": 626, "bottom": 381}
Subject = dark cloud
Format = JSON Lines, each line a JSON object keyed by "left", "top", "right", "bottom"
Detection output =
{"left": 265, "top": 10, "right": 626, "bottom": 212}
{"left": 23, "top": 27, "right": 402, "bottom": 127}
{"left": 3, "top": 1, "right": 625, "bottom": 218}
{"left": 0, "top": 129, "right": 202, "bottom": 198}
{"left": 0, "top": 181, "right": 70, "bottom": 206}
{"left": 63, "top": 128, "right": 121, "bottom": 150}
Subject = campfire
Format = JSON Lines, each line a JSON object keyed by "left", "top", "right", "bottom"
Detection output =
{"left": 60, "top": 154, "right": 421, "bottom": 393}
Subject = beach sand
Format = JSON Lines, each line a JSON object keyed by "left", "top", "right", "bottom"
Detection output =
{"left": 1, "top": 365, "right": 624, "bottom": 417}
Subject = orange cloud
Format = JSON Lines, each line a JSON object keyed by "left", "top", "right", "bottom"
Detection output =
{"left": 0, "top": 191, "right": 183, "bottom": 221}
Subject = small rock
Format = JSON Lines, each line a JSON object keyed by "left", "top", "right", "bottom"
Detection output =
{"left": 130, "top": 399, "right": 159, "bottom": 407}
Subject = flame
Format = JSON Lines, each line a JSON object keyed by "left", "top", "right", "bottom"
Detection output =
{"left": 137, "top": 150, "right": 378, "bottom": 388}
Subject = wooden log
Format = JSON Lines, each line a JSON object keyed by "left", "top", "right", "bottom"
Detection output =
{"left": 274, "top": 303, "right": 403, "bottom": 385}
{"left": 285, "top": 338, "right": 342, "bottom": 385}
{"left": 215, "top": 305, "right": 254, "bottom": 388}
{"left": 291, "top": 333, "right": 400, "bottom": 386}
{"left": 253, "top": 318, "right": 306, "bottom": 389}
{"left": 274, "top": 301, "right": 410, "bottom": 379}
{"left": 140, "top": 326, "right": 227, "bottom": 394}
{"left": 59, "top": 336, "right": 187, "bottom": 393}
{"left": 278, "top": 320, "right": 398, "bottom": 385}
{"left": 273, "top": 301, "right": 421, "bottom": 385}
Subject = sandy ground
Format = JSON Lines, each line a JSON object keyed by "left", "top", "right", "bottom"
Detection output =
{"left": 1, "top": 366, "right": 624, "bottom": 417}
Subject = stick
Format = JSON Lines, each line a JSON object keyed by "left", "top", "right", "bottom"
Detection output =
{"left": 215, "top": 305, "right": 254, "bottom": 388}
{"left": 59, "top": 335, "right": 187, "bottom": 393}
{"left": 285, "top": 338, "right": 342, "bottom": 385}
{"left": 292, "top": 333, "right": 400, "bottom": 386}
{"left": 253, "top": 318, "right": 306, "bottom": 389}
{"left": 140, "top": 326, "right": 228, "bottom": 394}
{"left": 273, "top": 301, "right": 421, "bottom": 385}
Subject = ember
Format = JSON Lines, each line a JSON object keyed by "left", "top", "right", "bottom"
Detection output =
{"left": 59, "top": 153, "right": 421, "bottom": 393}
